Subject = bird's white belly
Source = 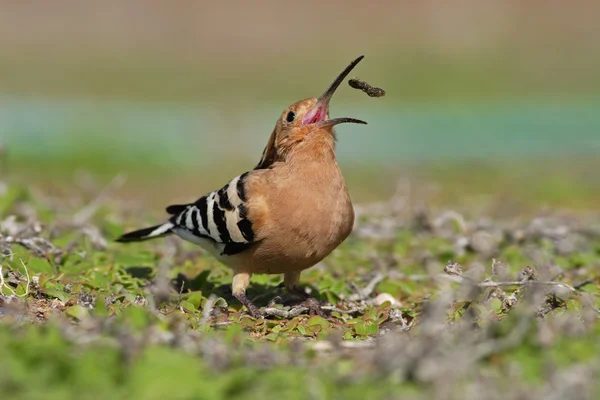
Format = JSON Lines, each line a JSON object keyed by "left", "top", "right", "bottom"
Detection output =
{"left": 172, "top": 227, "right": 229, "bottom": 264}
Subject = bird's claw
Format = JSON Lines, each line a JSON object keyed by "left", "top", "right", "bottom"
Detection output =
{"left": 247, "top": 307, "right": 262, "bottom": 319}
{"left": 234, "top": 292, "right": 262, "bottom": 319}
{"left": 299, "top": 297, "right": 326, "bottom": 318}
{"left": 265, "top": 293, "right": 326, "bottom": 318}
{"left": 285, "top": 287, "right": 326, "bottom": 317}
{"left": 236, "top": 288, "right": 326, "bottom": 318}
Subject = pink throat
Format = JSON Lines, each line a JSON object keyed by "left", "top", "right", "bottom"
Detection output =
{"left": 302, "top": 106, "right": 328, "bottom": 125}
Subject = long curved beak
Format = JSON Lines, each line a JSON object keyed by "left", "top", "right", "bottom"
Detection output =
{"left": 315, "top": 117, "right": 367, "bottom": 129}
{"left": 302, "top": 55, "right": 367, "bottom": 126}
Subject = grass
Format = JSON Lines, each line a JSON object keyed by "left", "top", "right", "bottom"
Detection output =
{"left": 1, "top": 178, "right": 600, "bottom": 399}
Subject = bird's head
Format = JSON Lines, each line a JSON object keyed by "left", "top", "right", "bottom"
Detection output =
{"left": 256, "top": 56, "right": 367, "bottom": 169}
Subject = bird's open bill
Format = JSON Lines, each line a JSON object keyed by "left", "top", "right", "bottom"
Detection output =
{"left": 315, "top": 117, "right": 367, "bottom": 128}
{"left": 302, "top": 55, "right": 367, "bottom": 127}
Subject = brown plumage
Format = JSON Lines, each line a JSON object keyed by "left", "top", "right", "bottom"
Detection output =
{"left": 117, "top": 55, "right": 368, "bottom": 317}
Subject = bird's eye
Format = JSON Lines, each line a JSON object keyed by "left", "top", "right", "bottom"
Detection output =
{"left": 286, "top": 111, "right": 296, "bottom": 122}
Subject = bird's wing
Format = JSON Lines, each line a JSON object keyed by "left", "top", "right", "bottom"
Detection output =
{"left": 166, "top": 172, "right": 260, "bottom": 256}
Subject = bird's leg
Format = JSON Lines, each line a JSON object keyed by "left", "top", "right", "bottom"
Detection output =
{"left": 283, "top": 271, "right": 325, "bottom": 317}
{"left": 232, "top": 271, "right": 261, "bottom": 318}
{"left": 234, "top": 292, "right": 261, "bottom": 318}
{"left": 283, "top": 271, "right": 309, "bottom": 300}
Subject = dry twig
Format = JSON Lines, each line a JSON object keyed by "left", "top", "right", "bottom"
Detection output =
{"left": 0, "top": 259, "right": 30, "bottom": 297}
{"left": 262, "top": 306, "right": 309, "bottom": 319}
{"left": 201, "top": 294, "right": 217, "bottom": 328}
{"left": 347, "top": 273, "right": 385, "bottom": 301}
{"left": 442, "top": 273, "right": 577, "bottom": 293}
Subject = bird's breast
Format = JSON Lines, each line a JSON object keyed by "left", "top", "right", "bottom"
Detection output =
{"left": 256, "top": 166, "right": 354, "bottom": 269}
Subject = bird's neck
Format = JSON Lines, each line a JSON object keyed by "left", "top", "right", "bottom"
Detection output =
{"left": 287, "top": 129, "right": 337, "bottom": 166}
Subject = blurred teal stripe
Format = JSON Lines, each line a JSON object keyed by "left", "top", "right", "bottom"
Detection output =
{"left": 1, "top": 96, "right": 599, "bottom": 167}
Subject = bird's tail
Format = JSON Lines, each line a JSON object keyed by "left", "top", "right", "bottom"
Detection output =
{"left": 116, "top": 222, "right": 174, "bottom": 243}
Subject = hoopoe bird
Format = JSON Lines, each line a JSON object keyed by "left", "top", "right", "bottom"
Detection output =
{"left": 117, "top": 55, "right": 367, "bottom": 317}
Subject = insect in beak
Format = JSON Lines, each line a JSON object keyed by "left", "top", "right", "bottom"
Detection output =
{"left": 302, "top": 55, "right": 367, "bottom": 127}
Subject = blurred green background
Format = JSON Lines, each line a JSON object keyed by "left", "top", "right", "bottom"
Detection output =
{"left": 1, "top": 1, "right": 599, "bottom": 210}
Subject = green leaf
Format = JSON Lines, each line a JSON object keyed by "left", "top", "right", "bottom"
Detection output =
{"left": 343, "top": 331, "right": 355, "bottom": 340}
{"left": 306, "top": 315, "right": 329, "bottom": 330}
{"left": 122, "top": 306, "right": 151, "bottom": 331}
{"left": 490, "top": 298, "right": 503, "bottom": 313}
{"left": 185, "top": 292, "right": 204, "bottom": 309}
{"left": 239, "top": 316, "right": 257, "bottom": 328}
{"left": 306, "top": 324, "right": 322, "bottom": 337}
{"left": 66, "top": 305, "right": 90, "bottom": 320}
{"left": 297, "top": 323, "right": 307, "bottom": 336}
{"left": 264, "top": 332, "right": 280, "bottom": 341}
{"left": 44, "top": 289, "right": 70, "bottom": 303}
{"left": 373, "top": 302, "right": 392, "bottom": 324}
{"left": 283, "top": 317, "right": 300, "bottom": 332}
{"left": 212, "top": 297, "right": 228, "bottom": 308}
{"left": 23, "top": 257, "right": 54, "bottom": 274}
{"left": 179, "top": 301, "right": 197, "bottom": 313}
{"left": 363, "top": 307, "right": 378, "bottom": 321}
{"left": 89, "top": 271, "right": 111, "bottom": 290}
{"left": 354, "top": 320, "right": 379, "bottom": 336}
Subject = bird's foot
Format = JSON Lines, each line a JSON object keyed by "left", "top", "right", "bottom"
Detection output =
{"left": 297, "top": 297, "right": 326, "bottom": 317}
{"left": 234, "top": 292, "right": 262, "bottom": 318}
{"left": 264, "top": 287, "right": 326, "bottom": 318}
{"left": 285, "top": 287, "right": 326, "bottom": 317}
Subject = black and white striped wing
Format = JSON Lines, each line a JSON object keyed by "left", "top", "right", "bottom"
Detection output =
{"left": 167, "top": 173, "right": 255, "bottom": 256}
